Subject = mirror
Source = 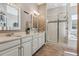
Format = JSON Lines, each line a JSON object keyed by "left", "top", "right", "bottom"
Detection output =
{"left": 33, "top": 16, "right": 38, "bottom": 28}
{"left": 0, "top": 3, "right": 21, "bottom": 30}
{"left": 32, "top": 15, "right": 38, "bottom": 32}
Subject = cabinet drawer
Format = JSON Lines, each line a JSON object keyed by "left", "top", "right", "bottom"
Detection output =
{"left": 0, "top": 39, "right": 20, "bottom": 51}
{"left": 22, "top": 36, "right": 32, "bottom": 43}
{"left": 33, "top": 35, "right": 39, "bottom": 38}
{"left": 39, "top": 37, "right": 45, "bottom": 45}
{"left": 0, "top": 45, "right": 19, "bottom": 56}
{"left": 32, "top": 38, "right": 39, "bottom": 54}
{"left": 22, "top": 41, "right": 32, "bottom": 56}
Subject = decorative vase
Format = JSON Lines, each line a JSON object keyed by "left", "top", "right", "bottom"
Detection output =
{"left": 25, "top": 28, "right": 30, "bottom": 34}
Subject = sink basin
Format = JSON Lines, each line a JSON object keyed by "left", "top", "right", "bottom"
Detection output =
{"left": 13, "top": 35, "right": 21, "bottom": 37}
{"left": 5, "top": 33, "right": 21, "bottom": 37}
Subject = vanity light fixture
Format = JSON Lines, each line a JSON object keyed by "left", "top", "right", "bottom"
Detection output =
{"left": 24, "top": 11, "right": 29, "bottom": 14}
{"left": 30, "top": 10, "right": 40, "bottom": 16}
{"left": 33, "top": 10, "right": 40, "bottom": 16}
{"left": 24, "top": 10, "right": 40, "bottom": 16}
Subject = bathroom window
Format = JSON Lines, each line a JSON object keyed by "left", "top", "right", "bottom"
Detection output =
{"left": 71, "top": 14, "right": 77, "bottom": 29}
{"left": 70, "top": 3, "right": 77, "bottom": 39}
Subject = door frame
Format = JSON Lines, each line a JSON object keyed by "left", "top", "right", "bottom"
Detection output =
{"left": 77, "top": 3, "right": 79, "bottom": 56}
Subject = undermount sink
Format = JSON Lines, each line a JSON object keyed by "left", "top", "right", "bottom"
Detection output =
{"left": 5, "top": 33, "right": 21, "bottom": 37}
{"left": 5, "top": 33, "right": 14, "bottom": 37}
{"left": 14, "top": 35, "right": 21, "bottom": 37}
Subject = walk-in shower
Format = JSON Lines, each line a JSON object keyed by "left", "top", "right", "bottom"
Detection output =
{"left": 47, "top": 3, "right": 68, "bottom": 44}
{"left": 46, "top": 3, "right": 77, "bottom": 55}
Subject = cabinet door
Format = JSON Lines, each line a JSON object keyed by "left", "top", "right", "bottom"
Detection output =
{"left": 0, "top": 46, "right": 19, "bottom": 56}
{"left": 32, "top": 38, "right": 39, "bottom": 54}
{"left": 39, "top": 38, "right": 44, "bottom": 48}
{"left": 22, "top": 41, "right": 32, "bottom": 56}
{"left": 39, "top": 33, "right": 45, "bottom": 48}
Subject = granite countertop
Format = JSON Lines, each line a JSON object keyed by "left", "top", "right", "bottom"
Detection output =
{"left": 0, "top": 32, "right": 45, "bottom": 44}
{"left": 0, "top": 36, "right": 20, "bottom": 44}
{"left": 0, "top": 32, "right": 32, "bottom": 44}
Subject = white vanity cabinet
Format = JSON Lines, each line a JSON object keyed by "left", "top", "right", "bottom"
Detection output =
{"left": 32, "top": 34, "right": 39, "bottom": 54}
{"left": 32, "top": 32, "right": 45, "bottom": 54}
{"left": 22, "top": 41, "right": 32, "bottom": 56}
{"left": 0, "top": 32, "right": 45, "bottom": 56}
{"left": 0, "top": 39, "right": 20, "bottom": 56}
{"left": 21, "top": 36, "right": 32, "bottom": 56}
{"left": 38, "top": 33, "right": 45, "bottom": 49}
{"left": 0, "top": 45, "right": 20, "bottom": 56}
{"left": 32, "top": 38, "right": 39, "bottom": 54}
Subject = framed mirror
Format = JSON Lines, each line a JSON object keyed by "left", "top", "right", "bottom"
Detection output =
{"left": 0, "top": 3, "right": 21, "bottom": 30}
{"left": 32, "top": 15, "right": 38, "bottom": 32}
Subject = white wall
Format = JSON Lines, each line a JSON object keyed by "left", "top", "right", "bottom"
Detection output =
{"left": 16, "top": 3, "right": 38, "bottom": 31}
{"left": 38, "top": 4, "right": 47, "bottom": 32}
{"left": 38, "top": 4, "right": 47, "bottom": 18}
{"left": 47, "top": 6, "right": 66, "bottom": 21}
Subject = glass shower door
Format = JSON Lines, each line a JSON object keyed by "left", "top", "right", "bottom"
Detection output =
{"left": 47, "top": 22, "right": 57, "bottom": 43}
{"left": 47, "top": 3, "right": 67, "bottom": 44}
{"left": 59, "top": 22, "right": 67, "bottom": 44}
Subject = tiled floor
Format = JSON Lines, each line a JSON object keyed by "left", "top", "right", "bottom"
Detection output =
{"left": 34, "top": 43, "right": 77, "bottom": 56}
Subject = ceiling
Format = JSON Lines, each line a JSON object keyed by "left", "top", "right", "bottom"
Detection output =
{"left": 47, "top": 3, "right": 66, "bottom": 9}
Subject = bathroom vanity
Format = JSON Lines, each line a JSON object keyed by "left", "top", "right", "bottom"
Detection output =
{"left": 0, "top": 32, "right": 45, "bottom": 56}
{"left": 0, "top": 3, "right": 46, "bottom": 56}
